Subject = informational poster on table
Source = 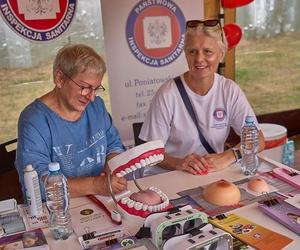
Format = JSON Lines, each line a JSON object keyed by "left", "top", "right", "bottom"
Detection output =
{"left": 101, "top": 0, "right": 204, "bottom": 146}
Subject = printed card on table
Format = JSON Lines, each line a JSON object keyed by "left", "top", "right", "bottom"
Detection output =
{"left": 0, "top": 228, "right": 49, "bottom": 250}
{"left": 69, "top": 199, "right": 123, "bottom": 238}
{"left": 209, "top": 213, "right": 293, "bottom": 250}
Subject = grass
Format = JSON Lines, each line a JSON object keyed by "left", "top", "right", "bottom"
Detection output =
{"left": 0, "top": 32, "right": 300, "bottom": 148}
{"left": 236, "top": 32, "right": 300, "bottom": 115}
{"left": 0, "top": 60, "right": 111, "bottom": 143}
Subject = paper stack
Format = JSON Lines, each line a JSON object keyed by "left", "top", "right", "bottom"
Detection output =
{"left": 0, "top": 198, "right": 25, "bottom": 236}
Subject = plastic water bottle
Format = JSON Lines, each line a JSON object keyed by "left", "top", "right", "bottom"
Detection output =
{"left": 44, "top": 162, "right": 73, "bottom": 240}
{"left": 241, "top": 116, "right": 260, "bottom": 176}
{"left": 24, "top": 164, "right": 43, "bottom": 216}
{"left": 282, "top": 140, "right": 295, "bottom": 167}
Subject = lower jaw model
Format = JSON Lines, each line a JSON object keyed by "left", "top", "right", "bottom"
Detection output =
{"left": 108, "top": 140, "right": 171, "bottom": 223}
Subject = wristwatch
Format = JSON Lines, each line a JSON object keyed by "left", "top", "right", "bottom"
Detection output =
{"left": 232, "top": 147, "right": 242, "bottom": 163}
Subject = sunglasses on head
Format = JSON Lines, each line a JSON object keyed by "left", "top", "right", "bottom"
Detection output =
{"left": 186, "top": 19, "right": 221, "bottom": 29}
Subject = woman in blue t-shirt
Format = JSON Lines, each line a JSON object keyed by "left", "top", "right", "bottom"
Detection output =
{"left": 15, "top": 44, "right": 127, "bottom": 200}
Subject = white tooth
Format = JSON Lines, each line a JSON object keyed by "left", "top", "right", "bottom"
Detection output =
{"left": 149, "top": 155, "right": 155, "bottom": 162}
{"left": 117, "top": 172, "right": 124, "bottom": 177}
{"left": 149, "top": 156, "right": 156, "bottom": 166}
{"left": 156, "top": 189, "right": 162, "bottom": 195}
{"left": 130, "top": 165, "right": 137, "bottom": 171}
{"left": 125, "top": 168, "right": 132, "bottom": 174}
{"left": 160, "top": 191, "right": 166, "bottom": 196}
{"left": 149, "top": 186, "right": 155, "bottom": 191}
{"left": 161, "top": 194, "right": 168, "bottom": 201}
{"left": 140, "top": 159, "right": 146, "bottom": 167}
{"left": 145, "top": 157, "right": 151, "bottom": 166}
{"left": 120, "top": 170, "right": 127, "bottom": 176}
{"left": 148, "top": 206, "right": 153, "bottom": 212}
{"left": 134, "top": 202, "right": 143, "bottom": 210}
{"left": 153, "top": 205, "right": 158, "bottom": 212}
{"left": 121, "top": 197, "right": 129, "bottom": 204}
{"left": 127, "top": 200, "right": 135, "bottom": 208}
{"left": 135, "top": 162, "right": 142, "bottom": 169}
{"left": 142, "top": 204, "right": 148, "bottom": 211}
{"left": 158, "top": 154, "right": 164, "bottom": 160}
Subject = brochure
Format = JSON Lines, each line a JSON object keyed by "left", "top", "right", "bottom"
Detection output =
{"left": 0, "top": 228, "right": 49, "bottom": 250}
{"left": 209, "top": 213, "right": 293, "bottom": 250}
{"left": 258, "top": 200, "right": 300, "bottom": 235}
{"left": 69, "top": 198, "right": 129, "bottom": 249}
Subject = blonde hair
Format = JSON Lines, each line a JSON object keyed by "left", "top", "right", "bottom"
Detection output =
{"left": 53, "top": 44, "right": 106, "bottom": 79}
{"left": 184, "top": 25, "right": 228, "bottom": 54}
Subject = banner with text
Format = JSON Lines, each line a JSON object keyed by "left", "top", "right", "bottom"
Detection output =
{"left": 0, "top": 0, "right": 77, "bottom": 42}
{"left": 101, "top": 0, "right": 204, "bottom": 146}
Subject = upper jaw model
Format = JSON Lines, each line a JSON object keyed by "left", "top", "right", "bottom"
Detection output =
{"left": 108, "top": 140, "right": 171, "bottom": 222}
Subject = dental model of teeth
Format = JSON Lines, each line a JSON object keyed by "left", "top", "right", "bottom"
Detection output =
{"left": 109, "top": 140, "right": 164, "bottom": 177}
{"left": 108, "top": 140, "right": 171, "bottom": 221}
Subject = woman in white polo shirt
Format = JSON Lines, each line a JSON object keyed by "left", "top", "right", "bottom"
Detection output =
{"left": 139, "top": 19, "right": 265, "bottom": 176}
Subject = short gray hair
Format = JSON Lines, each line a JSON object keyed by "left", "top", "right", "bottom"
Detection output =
{"left": 53, "top": 44, "right": 106, "bottom": 79}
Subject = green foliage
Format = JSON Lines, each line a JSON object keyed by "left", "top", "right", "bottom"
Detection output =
{"left": 236, "top": 32, "right": 300, "bottom": 115}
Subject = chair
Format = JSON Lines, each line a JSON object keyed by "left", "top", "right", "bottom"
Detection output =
{"left": 132, "top": 122, "right": 145, "bottom": 146}
{"left": 0, "top": 139, "right": 23, "bottom": 203}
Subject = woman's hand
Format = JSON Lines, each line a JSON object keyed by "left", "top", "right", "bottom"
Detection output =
{"left": 159, "top": 150, "right": 235, "bottom": 175}
{"left": 176, "top": 153, "right": 209, "bottom": 175}
{"left": 110, "top": 174, "right": 128, "bottom": 194}
{"left": 93, "top": 173, "right": 127, "bottom": 195}
{"left": 202, "top": 150, "right": 235, "bottom": 172}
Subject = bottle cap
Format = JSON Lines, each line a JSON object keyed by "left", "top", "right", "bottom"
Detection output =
{"left": 245, "top": 116, "right": 254, "bottom": 124}
{"left": 48, "top": 162, "right": 60, "bottom": 172}
{"left": 24, "top": 164, "right": 34, "bottom": 172}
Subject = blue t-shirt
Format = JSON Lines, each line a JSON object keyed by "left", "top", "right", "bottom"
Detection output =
{"left": 15, "top": 97, "right": 124, "bottom": 200}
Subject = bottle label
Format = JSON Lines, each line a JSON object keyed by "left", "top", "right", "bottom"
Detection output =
{"left": 62, "top": 177, "right": 69, "bottom": 212}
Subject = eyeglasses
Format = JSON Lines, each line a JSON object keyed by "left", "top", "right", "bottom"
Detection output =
{"left": 62, "top": 72, "right": 105, "bottom": 96}
{"left": 186, "top": 19, "right": 221, "bottom": 29}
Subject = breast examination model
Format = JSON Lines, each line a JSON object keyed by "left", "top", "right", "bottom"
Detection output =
{"left": 202, "top": 179, "right": 241, "bottom": 206}
{"left": 247, "top": 177, "right": 269, "bottom": 193}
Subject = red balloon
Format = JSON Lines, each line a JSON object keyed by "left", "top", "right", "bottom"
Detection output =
{"left": 221, "top": 0, "right": 254, "bottom": 8}
{"left": 223, "top": 23, "right": 242, "bottom": 50}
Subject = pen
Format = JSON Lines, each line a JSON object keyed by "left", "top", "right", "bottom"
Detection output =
{"left": 86, "top": 195, "right": 122, "bottom": 225}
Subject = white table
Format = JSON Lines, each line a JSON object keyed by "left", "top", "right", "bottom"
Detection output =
{"left": 46, "top": 156, "right": 300, "bottom": 249}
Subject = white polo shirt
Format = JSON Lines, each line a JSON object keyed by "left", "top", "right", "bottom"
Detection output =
{"left": 139, "top": 73, "right": 257, "bottom": 175}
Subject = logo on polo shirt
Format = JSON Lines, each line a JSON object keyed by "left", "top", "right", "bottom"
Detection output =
{"left": 126, "top": 0, "right": 186, "bottom": 67}
{"left": 213, "top": 108, "right": 226, "bottom": 122}
{"left": 0, "top": 0, "right": 77, "bottom": 42}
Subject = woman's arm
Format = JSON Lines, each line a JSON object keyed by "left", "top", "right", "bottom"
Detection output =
{"left": 158, "top": 130, "right": 265, "bottom": 175}
{"left": 68, "top": 174, "right": 127, "bottom": 198}
{"left": 204, "top": 129, "right": 265, "bottom": 172}
{"left": 68, "top": 152, "right": 127, "bottom": 198}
